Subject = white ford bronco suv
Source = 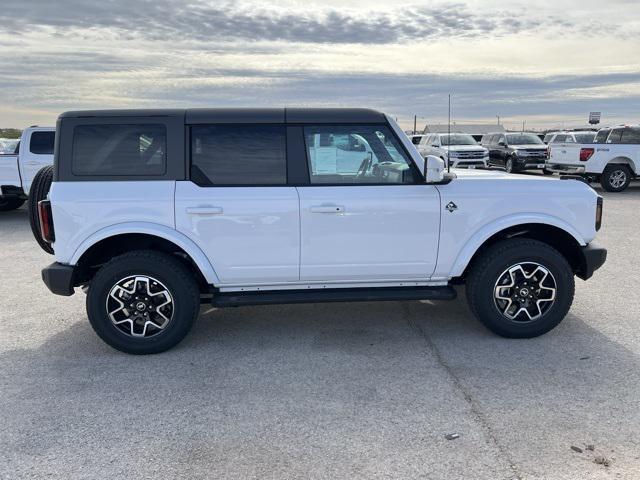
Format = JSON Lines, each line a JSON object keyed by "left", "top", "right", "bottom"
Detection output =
{"left": 32, "top": 108, "right": 606, "bottom": 354}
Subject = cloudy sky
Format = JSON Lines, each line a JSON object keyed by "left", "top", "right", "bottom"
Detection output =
{"left": 1, "top": 0, "right": 639, "bottom": 130}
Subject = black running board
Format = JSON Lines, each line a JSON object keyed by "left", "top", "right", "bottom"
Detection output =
{"left": 211, "top": 286, "right": 456, "bottom": 308}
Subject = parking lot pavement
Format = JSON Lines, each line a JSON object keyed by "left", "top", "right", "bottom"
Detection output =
{"left": 1, "top": 184, "right": 639, "bottom": 480}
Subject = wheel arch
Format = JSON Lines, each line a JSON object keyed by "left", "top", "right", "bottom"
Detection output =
{"left": 70, "top": 223, "right": 220, "bottom": 286}
{"left": 606, "top": 157, "right": 636, "bottom": 174}
{"left": 452, "top": 219, "right": 589, "bottom": 280}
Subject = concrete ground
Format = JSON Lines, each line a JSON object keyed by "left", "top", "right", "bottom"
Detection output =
{"left": 1, "top": 183, "right": 639, "bottom": 480}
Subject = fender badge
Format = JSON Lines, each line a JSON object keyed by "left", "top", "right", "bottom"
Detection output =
{"left": 446, "top": 201, "right": 458, "bottom": 213}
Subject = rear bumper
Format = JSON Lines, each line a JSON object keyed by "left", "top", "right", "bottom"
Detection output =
{"left": 577, "top": 242, "right": 607, "bottom": 280}
{"left": 548, "top": 164, "right": 586, "bottom": 174}
{"left": 41, "top": 262, "right": 76, "bottom": 296}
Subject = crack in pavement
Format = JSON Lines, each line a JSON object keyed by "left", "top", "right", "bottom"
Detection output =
{"left": 402, "top": 302, "right": 524, "bottom": 480}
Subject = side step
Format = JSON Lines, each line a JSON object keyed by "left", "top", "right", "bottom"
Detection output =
{"left": 211, "top": 286, "right": 456, "bottom": 308}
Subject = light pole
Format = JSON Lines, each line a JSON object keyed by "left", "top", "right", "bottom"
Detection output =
{"left": 496, "top": 115, "right": 500, "bottom": 126}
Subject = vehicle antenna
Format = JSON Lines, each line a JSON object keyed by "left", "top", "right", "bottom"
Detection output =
{"left": 447, "top": 94, "right": 451, "bottom": 173}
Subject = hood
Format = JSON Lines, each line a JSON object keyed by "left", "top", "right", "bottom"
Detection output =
{"left": 442, "top": 145, "right": 487, "bottom": 152}
{"left": 511, "top": 144, "right": 547, "bottom": 150}
{"left": 452, "top": 168, "right": 555, "bottom": 181}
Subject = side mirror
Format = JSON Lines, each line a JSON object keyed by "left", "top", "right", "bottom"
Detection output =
{"left": 424, "top": 155, "right": 445, "bottom": 183}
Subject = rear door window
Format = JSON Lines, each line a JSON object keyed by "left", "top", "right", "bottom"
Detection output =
{"left": 29, "top": 131, "right": 55, "bottom": 155}
{"left": 620, "top": 127, "right": 640, "bottom": 144}
{"left": 190, "top": 125, "right": 286, "bottom": 186}
{"left": 553, "top": 134, "right": 567, "bottom": 143}
{"left": 606, "top": 128, "right": 623, "bottom": 144}
{"left": 594, "top": 129, "right": 610, "bottom": 143}
{"left": 72, "top": 124, "right": 166, "bottom": 176}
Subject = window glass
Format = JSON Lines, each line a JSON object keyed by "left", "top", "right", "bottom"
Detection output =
{"left": 506, "top": 133, "right": 543, "bottom": 145}
{"left": 29, "top": 131, "right": 55, "bottom": 155}
{"left": 411, "top": 135, "right": 422, "bottom": 145}
{"left": 574, "top": 133, "right": 595, "bottom": 143}
{"left": 191, "top": 125, "right": 286, "bottom": 185}
{"left": 497, "top": 134, "right": 506, "bottom": 144}
{"left": 440, "top": 133, "right": 478, "bottom": 146}
{"left": 553, "top": 134, "right": 567, "bottom": 143}
{"left": 594, "top": 129, "right": 610, "bottom": 143}
{"left": 72, "top": 124, "right": 166, "bottom": 176}
{"left": 606, "top": 128, "right": 623, "bottom": 144}
{"left": 620, "top": 127, "right": 640, "bottom": 144}
{"left": 304, "top": 125, "right": 417, "bottom": 184}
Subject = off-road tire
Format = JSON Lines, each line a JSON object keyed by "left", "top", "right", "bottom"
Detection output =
{"left": 86, "top": 250, "right": 201, "bottom": 354}
{"left": 28, "top": 165, "right": 54, "bottom": 254}
{"left": 0, "top": 197, "right": 25, "bottom": 212}
{"left": 600, "top": 164, "right": 631, "bottom": 192}
{"left": 466, "top": 238, "right": 575, "bottom": 338}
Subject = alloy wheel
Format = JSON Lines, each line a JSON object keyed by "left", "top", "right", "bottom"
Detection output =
{"left": 609, "top": 169, "right": 627, "bottom": 189}
{"left": 106, "top": 275, "right": 174, "bottom": 337}
{"left": 493, "top": 262, "right": 557, "bottom": 322}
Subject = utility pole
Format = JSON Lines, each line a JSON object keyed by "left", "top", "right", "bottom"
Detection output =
{"left": 496, "top": 115, "right": 500, "bottom": 125}
{"left": 522, "top": 120, "right": 525, "bottom": 132}
{"left": 413, "top": 115, "right": 417, "bottom": 134}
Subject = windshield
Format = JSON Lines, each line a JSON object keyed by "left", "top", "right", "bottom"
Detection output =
{"left": 440, "top": 134, "right": 477, "bottom": 146}
{"left": 574, "top": 133, "right": 595, "bottom": 143}
{"left": 506, "top": 133, "right": 543, "bottom": 145}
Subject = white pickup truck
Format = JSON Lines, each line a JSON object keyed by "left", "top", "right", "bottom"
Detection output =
{"left": 0, "top": 127, "right": 55, "bottom": 211}
{"left": 547, "top": 125, "right": 639, "bottom": 192}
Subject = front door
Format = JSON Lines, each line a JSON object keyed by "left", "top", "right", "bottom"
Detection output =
{"left": 175, "top": 124, "right": 299, "bottom": 285}
{"left": 297, "top": 124, "right": 440, "bottom": 282}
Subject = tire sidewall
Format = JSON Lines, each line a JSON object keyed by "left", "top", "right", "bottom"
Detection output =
{"left": 505, "top": 158, "right": 514, "bottom": 173}
{"left": 471, "top": 245, "right": 574, "bottom": 338}
{"left": 87, "top": 255, "right": 199, "bottom": 354}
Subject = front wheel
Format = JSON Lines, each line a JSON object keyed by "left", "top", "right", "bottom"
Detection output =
{"left": 505, "top": 158, "right": 515, "bottom": 173}
{"left": 600, "top": 165, "right": 631, "bottom": 192}
{"left": 86, "top": 250, "right": 201, "bottom": 354}
{"left": 466, "top": 238, "right": 575, "bottom": 338}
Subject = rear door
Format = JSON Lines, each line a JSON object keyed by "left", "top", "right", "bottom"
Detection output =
{"left": 296, "top": 124, "right": 440, "bottom": 282}
{"left": 175, "top": 123, "right": 300, "bottom": 285}
{"left": 20, "top": 129, "right": 55, "bottom": 192}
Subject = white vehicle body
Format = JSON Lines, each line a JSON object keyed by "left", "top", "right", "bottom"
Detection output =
{"left": 417, "top": 133, "right": 489, "bottom": 169}
{"left": 547, "top": 125, "right": 639, "bottom": 191}
{"left": 35, "top": 108, "right": 606, "bottom": 353}
{"left": 0, "top": 127, "right": 55, "bottom": 201}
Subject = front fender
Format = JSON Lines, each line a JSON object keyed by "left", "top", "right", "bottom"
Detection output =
{"left": 69, "top": 222, "right": 220, "bottom": 284}
{"left": 448, "top": 213, "right": 586, "bottom": 278}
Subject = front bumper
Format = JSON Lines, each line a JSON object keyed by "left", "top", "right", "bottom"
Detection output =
{"left": 577, "top": 242, "right": 607, "bottom": 280}
{"left": 516, "top": 158, "right": 547, "bottom": 170}
{"left": 42, "top": 262, "right": 76, "bottom": 296}
{"left": 547, "top": 164, "right": 586, "bottom": 174}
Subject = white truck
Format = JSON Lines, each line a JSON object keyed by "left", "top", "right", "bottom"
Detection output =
{"left": 417, "top": 133, "right": 489, "bottom": 169}
{"left": 32, "top": 108, "right": 606, "bottom": 354}
{"left": 0, "top": 126, "right": 55, "bottom": 211}
{"left": 547, "top": 125, "right": 639, "bottom": 192}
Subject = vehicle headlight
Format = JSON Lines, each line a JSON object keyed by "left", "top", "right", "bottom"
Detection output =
{"left": 513, "top": 150, "right": 521, "bottom": 156}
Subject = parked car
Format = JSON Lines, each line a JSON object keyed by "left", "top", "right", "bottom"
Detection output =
{"left": 0, "top": 127, "right": 55, "bottom": 211}
{"left": 409, "top": 134, "right": 424, "bottom": 146}
{"left": 482, "top": 132, "right": 550, "bottom": 173}
{"left": 33, "top": 108, "right": 606, "bottom": 354}
{"left": 417, "top": 133, "right": 489, "bottom": 169}
{"left": 547, "top": 125, "right": 639, "bottom": 192}
{"left": 544, "top": 131, "right": 596, "bottom": 145}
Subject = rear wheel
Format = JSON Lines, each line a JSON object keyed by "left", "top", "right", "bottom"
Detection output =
{"left": 86, "top": 250, "right": 201, "bottom": 354}
{"left": 466, "top": 238, "right": 574, "bottom": 338}
{"left": 0, "top": 197, "right": 25, "bottom": 212}
{"left": 28, "top": 165, "right": 54, "bottom": 254}
{"left": 600, "top": 165, "right": 631, "bottom": 192}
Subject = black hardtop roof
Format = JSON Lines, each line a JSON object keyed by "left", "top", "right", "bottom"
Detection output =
{"left": 59, "top": 108, "right": 386, "bottom": 124}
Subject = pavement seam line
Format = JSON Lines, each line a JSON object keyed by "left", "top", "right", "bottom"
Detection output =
{"left": 402, "top": 302, "right": 524, "bottom": 480}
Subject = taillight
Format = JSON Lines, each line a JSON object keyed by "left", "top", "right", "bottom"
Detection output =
{"left": 38, "top": 200, "right": 55, "bottom": 243}
{"left": 580, "top": 148, "right": 595, "bottom": 162}
{"left": 595, "top": 196, "right": 603, "bottom": 231}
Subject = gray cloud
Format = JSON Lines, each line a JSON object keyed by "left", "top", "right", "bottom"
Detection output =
{"left": 0, "top": 0, "right": 572, "bottom": 44}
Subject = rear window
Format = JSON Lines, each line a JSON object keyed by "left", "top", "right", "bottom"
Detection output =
{"left": 606, "top": 129, "right": 623, "bottom": 144}
{"left": 620, "top": 127, "right": 640, "bottom": 144}
{"left": 190, "top": 125, "right": 286, "bottom": 186}
{"left": 29, "top": 131, "right": 55, "bottom": 155}
{"left": 72, "top": 124, "right": 166, "bottom": 176}
{"left": 552, "top": 134, "right": 567, "bottom": 143}
{"left": 574, "top": 133, "right": 595, "bottom": 143}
